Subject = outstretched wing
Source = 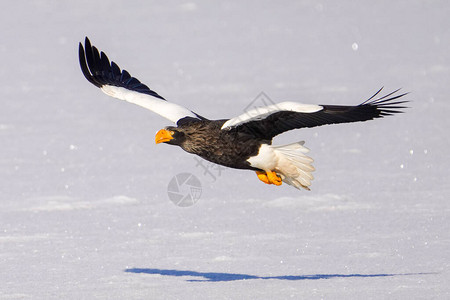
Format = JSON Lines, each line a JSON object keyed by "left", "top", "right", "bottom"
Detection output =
{"left": 222, "top": 88, "right": 408, "bottom": 139}
{"left": 79, "top": 37, "right": 203, "bottom": 124}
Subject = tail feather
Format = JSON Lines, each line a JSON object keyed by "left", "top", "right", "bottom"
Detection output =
{"left": 272, "top": 141, "right": 315, "bottom": 190}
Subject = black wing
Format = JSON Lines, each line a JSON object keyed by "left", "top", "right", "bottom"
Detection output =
{"left": 235, "top": 88, "right": 408, "bottom": 139}
{"left": 79, "top": 37, "right": 166, "bottom": 100}
{"left": 79, "top": 37, "right": 205, "bottom": 123}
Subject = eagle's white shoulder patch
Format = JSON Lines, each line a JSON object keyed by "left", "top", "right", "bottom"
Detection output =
{"left": 221, "top": 101, "right": 323, "bottom": 130}
{"left": 101, "top": 85, "right": 197, "bottom": 123}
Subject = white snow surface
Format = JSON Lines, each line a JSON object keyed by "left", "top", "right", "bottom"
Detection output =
{"left": 1, "top": 1, "right": 449, "bottom": 299}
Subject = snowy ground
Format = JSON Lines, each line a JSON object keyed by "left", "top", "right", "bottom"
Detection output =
{"left": 1, "top": 1, "right": 449, "bottom": 299}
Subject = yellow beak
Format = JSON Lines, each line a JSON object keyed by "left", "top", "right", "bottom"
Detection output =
{"left": 155, "top": 129, "right": 174, "bottom": 144}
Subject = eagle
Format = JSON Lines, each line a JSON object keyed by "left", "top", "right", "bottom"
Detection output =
{"left": 78, "top": 37, "right": 407, "bottom": 190}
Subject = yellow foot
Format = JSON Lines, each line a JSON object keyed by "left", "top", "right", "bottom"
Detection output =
{"left": 255, "top": 171, "right": 282, "bottom": 186}
{"left": 256, "top": 171, "right": 270, "bottom": 184}
{"left": 267, "top": 171, "right": 282, "bottom": 186}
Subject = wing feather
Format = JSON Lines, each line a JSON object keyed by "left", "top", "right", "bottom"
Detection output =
{"left": 79, "top": 37, "right": 201, "bottom": 124}
{"left": 224, "top": 88, "right": 408, "bottom": 139}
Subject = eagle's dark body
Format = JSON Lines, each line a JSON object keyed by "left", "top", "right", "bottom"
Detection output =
{"left": 169, "top": 118, "right": 263, "bottom": 170}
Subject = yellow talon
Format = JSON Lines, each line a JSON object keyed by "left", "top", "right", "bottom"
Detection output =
{"left": 255, "top": 171, "right": 282, "bottom": 186}
{"left": 256, "top": 171, "right": 270, "bottom": 184}
{"left": 267, "top": 171, "right": 282, "bottom": 186}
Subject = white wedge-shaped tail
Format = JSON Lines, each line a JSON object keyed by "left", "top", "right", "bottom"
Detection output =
{"left": 271, "top": 142, "right": 315, "bottom": 190}
{"left": 247, "top": 141, "right": 315, "bottom": 190}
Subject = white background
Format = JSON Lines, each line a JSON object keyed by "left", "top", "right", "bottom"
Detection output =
{"left": 0, "top": 1, "right": 448, "bottom": 299}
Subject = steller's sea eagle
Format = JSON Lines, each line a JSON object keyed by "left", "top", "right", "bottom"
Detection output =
{"left": 79, "top": 37, "right": 407, "bottom": 190}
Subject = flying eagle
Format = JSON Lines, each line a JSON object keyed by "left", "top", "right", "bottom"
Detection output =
{"left": 78, "top": 37, "right": 407, "bottom": 190}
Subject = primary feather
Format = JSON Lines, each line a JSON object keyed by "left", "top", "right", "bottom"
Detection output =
{"left": 79, "top": 37, "right": 200, "bottom": 124}
{"left": 226, "top": 88, "right": 408, "bottom": 140}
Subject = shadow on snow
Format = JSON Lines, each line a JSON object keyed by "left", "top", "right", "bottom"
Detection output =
{"left": 124, "top": 268, "right": 434, "bottom": 282}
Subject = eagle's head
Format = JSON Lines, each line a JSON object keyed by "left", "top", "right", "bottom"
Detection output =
{"left": 155, "top": 127, "right": 186, "bottom": 146}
